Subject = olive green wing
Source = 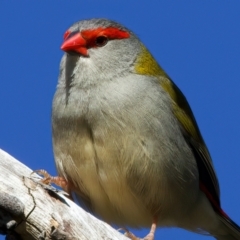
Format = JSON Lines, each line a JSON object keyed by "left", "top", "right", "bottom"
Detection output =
{"left": 160, "top": 76, "right": 220, "bottom": 207}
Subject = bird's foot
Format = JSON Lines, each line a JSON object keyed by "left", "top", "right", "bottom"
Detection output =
{"left": 31, "top": 169, "right": 72, "bottom": 197}
{"left": 120, "top": 217, "right": 157, "bottom": 240}
{"left": 32, "top": 169, "right": 68, "bottom": 187}
{"left": 124, "top": 230, "right": 154, "bottom": 240}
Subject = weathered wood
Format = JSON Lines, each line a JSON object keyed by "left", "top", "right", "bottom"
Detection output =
{"left": 0, "top": 149, "right": 128, "bottom": 240}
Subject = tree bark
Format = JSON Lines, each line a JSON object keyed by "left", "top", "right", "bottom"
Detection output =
{"left": 0, "top": 149, "right": 128, "bottom": 240}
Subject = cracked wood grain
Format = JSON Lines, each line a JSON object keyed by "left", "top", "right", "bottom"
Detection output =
{"left": 0, "top": 149, "right": 128, "bottom": 240}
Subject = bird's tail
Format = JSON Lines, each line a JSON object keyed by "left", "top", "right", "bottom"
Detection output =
{"left": 215, "top": 212, "right": 240, "bottom": 240}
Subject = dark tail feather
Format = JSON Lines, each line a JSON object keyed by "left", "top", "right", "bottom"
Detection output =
{"left": 216, "top": 211, "right": 240, "bottom": 240}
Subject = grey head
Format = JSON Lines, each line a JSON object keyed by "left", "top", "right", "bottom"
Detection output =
{"left": 58, "top": 18, "right": 143, "bottom": 90}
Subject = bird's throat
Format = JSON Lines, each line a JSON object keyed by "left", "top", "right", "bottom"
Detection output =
{"left": 65, "top": 54, "right": 80, "bottom": 104}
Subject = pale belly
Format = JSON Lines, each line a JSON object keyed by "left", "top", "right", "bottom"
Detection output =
{"left": 53, "top": 119, "right": 199, "bottom": 228}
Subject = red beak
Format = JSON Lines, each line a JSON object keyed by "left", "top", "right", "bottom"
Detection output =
{"left": 61, "top": 32, "right": 88, "bottom": 56}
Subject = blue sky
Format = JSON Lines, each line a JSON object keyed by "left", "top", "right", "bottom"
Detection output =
{"left": 0, "top": 1, "right": 240, "bottom": 240}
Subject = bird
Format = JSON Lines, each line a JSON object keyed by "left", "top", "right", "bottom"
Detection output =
{"left": 51, "top": 18, "right": 240, "bottom": 239}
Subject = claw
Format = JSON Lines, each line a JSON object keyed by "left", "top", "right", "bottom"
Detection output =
{"left": 119, "top": 217, "right": 157, "bottom": 240}
{"left": 31, "top": 169, "right": 69, "bottom": 192}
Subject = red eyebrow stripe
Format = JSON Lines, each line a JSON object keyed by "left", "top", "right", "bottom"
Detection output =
{"left": 81, "top": 27, "right": 130, "bottom": 40}
{"left": 63, "top": 30, "right": 71, "bottom": 40}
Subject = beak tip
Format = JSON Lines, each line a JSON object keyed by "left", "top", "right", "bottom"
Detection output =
{"left": 60, "top": 43, "right": 67, "bottom": 51}
{"left": 60, "top": 32, "right": 87, "bottom": 56}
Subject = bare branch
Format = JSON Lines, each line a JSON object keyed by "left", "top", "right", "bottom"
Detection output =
{"left": 0, "top": 149, "right": 128, "bottom": 240}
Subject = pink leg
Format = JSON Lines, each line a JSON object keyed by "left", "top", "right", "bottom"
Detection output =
{"left": 125, "top": 217, "right": 158, "bottom": 240}
{"left": 31, "top": 169, "right": 72, "bottom": 198}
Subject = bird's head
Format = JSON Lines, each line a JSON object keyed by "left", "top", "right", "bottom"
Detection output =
{"left": 59, "top": 18, "right": 166, "bottom": 88}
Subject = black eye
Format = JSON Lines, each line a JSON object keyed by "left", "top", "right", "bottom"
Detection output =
{"left": 95, "top": 35, "right": 108, "bottom": 47}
